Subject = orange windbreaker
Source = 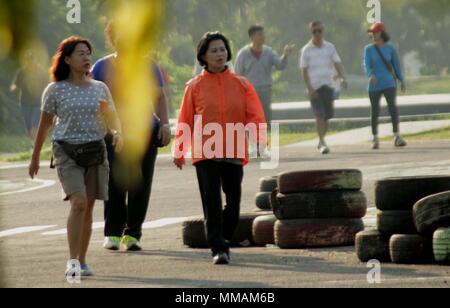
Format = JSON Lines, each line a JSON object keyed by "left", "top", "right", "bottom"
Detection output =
{"left": 174, "top": 69, "right": 267, "bottom": 166}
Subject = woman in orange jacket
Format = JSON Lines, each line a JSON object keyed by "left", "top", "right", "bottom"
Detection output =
{"left": 173, "top": 32, "right": 267, "bottom": 265}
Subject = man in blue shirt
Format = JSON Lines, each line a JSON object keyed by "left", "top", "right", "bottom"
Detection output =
{"left": 364, "top": 22, "right": 407, "bottom": 149}
{"left": 92, "top": 21, "right": 171, "bottom": 252}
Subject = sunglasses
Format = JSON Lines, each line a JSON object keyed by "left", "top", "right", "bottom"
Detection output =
{"left": 312, "top": 29, "right": 323, "bottom": 34}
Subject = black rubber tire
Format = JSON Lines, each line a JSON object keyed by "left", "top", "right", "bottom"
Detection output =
{"left": 255, "top": 192, "right": 272, "bottom": 210}
{"left": 433, "top": 228, "right": 450, "bottom": 264}
{"left": 277, "top": 169, "right": 362, "bottom": 194}
{"left": 182, "top": 212, "right": 272, "bottom": 248}
{"left": 182, "top": 216, "right": 207, "bottom": 248}
{"left": 375, "top": 176, "right": 450, "bottom": 211}
{"left": 376, "top": 210, "right": 417, "bottom": 235}
{"left": 274, "top": 218, "right": 364, "bottom": 249}
{"left": 271, "top": 190, "right": 367, "bottom": 220}
{"left": 355, "top": 230, "right": 391, "bottom": 262}
{"left": 252, "top": 215, "right": 277, "bottom": 246}
{"left": 259, "top": 176, "right": 278, "bottom": 193}
{"left": 389, "top": 234, "right": 433, "bottom": 264}
{"left": 413, "top": 191, "right": 450, "bottom": 234}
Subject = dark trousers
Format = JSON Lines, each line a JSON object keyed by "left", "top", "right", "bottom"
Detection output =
{"left": 195, "top": 160, "right": 244, "bottom": 255}
{"left": 369, "top": 87, "right": 399, "bottom": 136}
{"left": 104, "top": 132, "right": 158, "bottom": 240}
{"left": 255, "top": 87, "right": 272, "bottom": 130}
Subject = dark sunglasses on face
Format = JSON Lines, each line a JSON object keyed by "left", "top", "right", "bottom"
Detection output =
{"left": 312, "top": 29, "right": 323, "bottom": 34}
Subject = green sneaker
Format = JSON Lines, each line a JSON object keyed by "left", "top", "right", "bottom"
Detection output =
{"left": 103, "top": 236, "right": 121, "bottom": 251}
{"left": 121, "top": 235, "right": 142, "bottom": 251}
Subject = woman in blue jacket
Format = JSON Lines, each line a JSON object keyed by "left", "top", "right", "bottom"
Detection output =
{"left": 364, "top": 22, "right": 407, "bottom": 150}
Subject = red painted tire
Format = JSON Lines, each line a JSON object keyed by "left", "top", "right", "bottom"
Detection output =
{"left": 252, "top": 215, "right": 277, "bottom": 246}
{"left": 274, "top": 218, "right": 364, "bottom": 249}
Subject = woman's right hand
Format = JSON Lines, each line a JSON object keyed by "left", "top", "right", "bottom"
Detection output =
{"left": 369, "top": 75, "right": 377, "bottom": 85}
{"left": 29, "top": 157, "right": 40, "bottom": 179}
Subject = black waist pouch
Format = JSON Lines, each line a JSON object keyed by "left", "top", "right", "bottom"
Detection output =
{"left": 58, "top": 140, "right": 106, "bottom": 168}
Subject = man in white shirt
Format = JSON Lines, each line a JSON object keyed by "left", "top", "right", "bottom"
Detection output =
{"left": 300, "top": 21, "right": 347, "bottom": 154}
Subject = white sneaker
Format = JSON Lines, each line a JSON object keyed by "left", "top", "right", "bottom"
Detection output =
{"left": 103, "top": 236, "right": 120, "bottom": 251}
{"left": 259, "top": 148, "right": 271, "bottom": 160}
{"left": 372, "top": 137, "right": 380, "bottom": 150}
{"left": 65, "top": 259, "right": 81, "bottom": 281}
{"left": 318, "top": 142, "right": 330, "bottom": 154}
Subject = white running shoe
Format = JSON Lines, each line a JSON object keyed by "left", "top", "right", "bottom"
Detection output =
{"left": 103, "top": 236, "right": 121, "bottom": 251}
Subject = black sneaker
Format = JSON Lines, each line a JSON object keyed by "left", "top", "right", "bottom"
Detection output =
{"left": 212, "top": 252, "right": 230, "bottom": 265}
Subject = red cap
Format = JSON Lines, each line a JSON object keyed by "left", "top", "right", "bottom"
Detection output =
{"left": 368, "top": 22, "right": 386, "bottom": 33}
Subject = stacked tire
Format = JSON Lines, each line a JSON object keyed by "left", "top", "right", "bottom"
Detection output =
{"left": 182, "top": 211, "right": 272, "bottom": 248}
{"left": 414, "top": 191, "right": 450, "bottom": 264}
{"left": 271, "top": 169, "right": 366, "bottom": 249}
{"left": 252, "top": 176, "right": 279, "bottom": 246}
{"left": 356, "top": 176, "right": 450, "bottom": 264}
{"left": 255, "top": 176, "right": 278, "bottom": 210}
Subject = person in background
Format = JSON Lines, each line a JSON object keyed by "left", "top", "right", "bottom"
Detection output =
{"left": 29, "top": 37, "right": 123, "bottom": 278}
{"left": 364, "top": 22, "right": 407, "bottom": 150}
{"left": 10, "top": 51, "right": 48, "bottom": 141}
{"left": 91, "top": 21, "right": 171, "bottom": 252}
{"left": 159, "top": 66, "right": 175, "bottom": 117}
{"left": 300, "top": 21, "right": 347, "bottom": 155}
{"left": 235, "top": 24, "right": 294, "bottom": 130}
{"left": 174, "top": 32, "right": 266, "bottom": 265}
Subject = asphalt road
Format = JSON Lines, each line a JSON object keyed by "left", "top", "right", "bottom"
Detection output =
{"left": 1, "top": 140, "right": 450, "bottom": 288}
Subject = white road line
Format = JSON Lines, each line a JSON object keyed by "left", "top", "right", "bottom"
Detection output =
{"left": 40, "top": 218, "right": 186, "bottom": 236}
{"left": 315, "top": 275, "right": 450, "bottom": 286}
{"left": 0, "top": 225, "right": 57, "bottom": 238}
{"left": 142, "top": 217, "right": 186, "bottom": 229}
{"left": 0, "top": 162, "right": 50, "bottom": 170}
{"left": 0, "top": 178, "right": 56, "bottom": 196}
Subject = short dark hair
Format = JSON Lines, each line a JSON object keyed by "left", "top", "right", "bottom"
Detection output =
{"left": 248, "top": 25, "right": 264, "bottom": 37}
{"left": 50, "top": 36, "right": 92, "bottom": 82}
{"left": 380, "top": 31, "right": 391, "bottom": 43}
{"left": 309, "top": 21, "right": 324, "bottom": 30}
{"left": 196, "top": 31, "right": 232, "bottom": 68}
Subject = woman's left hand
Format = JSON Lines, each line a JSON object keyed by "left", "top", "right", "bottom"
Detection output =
{"left": 400, "top": 83, "right": 406, "bottom": 93}
{"left": 112, "top": 133, "right": 124, "bottom": 153}
{"left": 173, "top": 157, "right": 185, "bottom": 170}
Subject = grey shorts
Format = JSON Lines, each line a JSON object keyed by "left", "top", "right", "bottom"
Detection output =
{"left": 53, "top": 141, "right": 109, "bottom": 201}
{"left": 310, "top": 85, "right": 335, "bottom": 120}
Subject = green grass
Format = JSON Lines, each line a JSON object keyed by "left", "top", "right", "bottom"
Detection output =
{"left": 0, "top": 134, "right": 52, "bottom": 162}
{"left": 3, "top": 126, "right": 449, "bottom": 162}
{"left": 0, "top": 134, "right": 33, "bottom": 153}
{"left": 407, "top": 78, "right": 450, "bottom": 95}
{"left": 382, "top": 126, "right": 450, "bottom": 141}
